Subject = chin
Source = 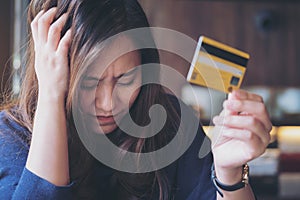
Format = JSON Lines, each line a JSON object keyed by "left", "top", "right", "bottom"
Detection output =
{"left": 93, "top": 124, "right": 118, "bottom": 135}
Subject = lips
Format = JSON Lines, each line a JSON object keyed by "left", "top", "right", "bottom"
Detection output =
{"left": 97, "top": 115, "right": 115, "bottom": 125}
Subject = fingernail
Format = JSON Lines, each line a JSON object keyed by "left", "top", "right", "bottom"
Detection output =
{"left": 236, "top": 90, "right": 247, "bottom": 98}
{"left": 49, "top": 7, "right": 57, "bottom": 11}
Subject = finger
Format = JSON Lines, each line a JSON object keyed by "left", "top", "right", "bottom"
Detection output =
{"left": 213, "top": 115, "right": 271, "bottom": 146}
{"left": 223, "top": 99, "right": 272, "bottom": 132}
{"left": 37, "top": 7, "right": 57, "bottom": 43}
{"left": 216, "top": 109, "right": 234, "bottom": 118}
{"left": 57, "top": 29, "right": 71, "bottom": 56}
{"left": 214, "top": 127, "right": 267, "bottom": 159}
{"left": 48, "top": 13, "right": 68, "bottom": 50}
{"left": 215, "top": 126, "right": 260, "bottom": 145}
{"left": 227, "top": 89, "right": 261, "bottom": 116}
{"left": 30, "top": 10, "right": 45, "bottom": 45}
{"left": 229, "top": 89, "right": 263, "bottom": 102}
{"left": 218, "top": 110, "right": 226, "bottom": 117}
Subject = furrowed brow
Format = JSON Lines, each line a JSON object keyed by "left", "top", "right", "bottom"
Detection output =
{"left": 115, "top": 67, "right": 138, "bottom": 79}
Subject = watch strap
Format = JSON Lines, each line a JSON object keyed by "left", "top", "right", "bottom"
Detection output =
{"left": 211, "top": 164, "right": 249, "bottom": 197}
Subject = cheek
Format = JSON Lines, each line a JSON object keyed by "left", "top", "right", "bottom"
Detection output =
{"left": 128, "top": 77, "right": 142, "bottom": 107}
{"left": 128, "top": 87, "right": 141, "bottom": 107}
{"left": 117, "top": 81, "right": 141, "bottom": 110}
{"left": 78, "top": 89, "right": 96, "bottom": 113}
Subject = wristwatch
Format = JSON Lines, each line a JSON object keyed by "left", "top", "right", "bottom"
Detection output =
{"left": 211, "top": 164, "right": 249, "bottom": 198}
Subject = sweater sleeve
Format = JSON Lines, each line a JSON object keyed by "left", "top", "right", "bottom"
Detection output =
{"left": 165, "top": 95, "right": 216, "bottom": 200}
{"left": 0, "top": 111, "right": 73, "bottom": 200}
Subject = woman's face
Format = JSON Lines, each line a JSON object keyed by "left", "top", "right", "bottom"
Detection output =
{"left": 79, "top": 38, "right": 142, "bottom": 134}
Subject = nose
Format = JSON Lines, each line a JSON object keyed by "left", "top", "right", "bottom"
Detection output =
{"left": 95, "top": 84, "right": 114, "bottom": 114}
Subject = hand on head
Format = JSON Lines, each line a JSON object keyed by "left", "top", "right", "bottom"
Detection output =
{"left": 31, "top": 7, "right": 71, "bottom": 99}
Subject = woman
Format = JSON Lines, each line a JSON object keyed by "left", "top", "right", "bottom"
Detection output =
{"left": 0, "top": 0, "right": 272, "bottom": 199}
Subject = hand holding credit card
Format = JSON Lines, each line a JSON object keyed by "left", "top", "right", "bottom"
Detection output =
{"left": 187, "top": 36, "right": 250, "bottom": 93}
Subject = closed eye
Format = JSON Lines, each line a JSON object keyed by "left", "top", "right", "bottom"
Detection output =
{"left": 115, "top": 68, "right": 139, "bottom": 86}
{"left": 117, "top": 78, "right": 135, "bottom": 86}
{"left": 81, "top": 77, "right": 99, "bottom": 90}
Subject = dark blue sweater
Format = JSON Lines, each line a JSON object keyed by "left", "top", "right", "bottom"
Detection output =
{"left": 0, "top": 110, "right": 216, "bottom": 200}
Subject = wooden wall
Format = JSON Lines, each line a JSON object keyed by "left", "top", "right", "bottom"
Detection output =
{"left": 139, "top": 0, "right": 300, "bottom": 88}
{"left": 1, "top": 1, "right": 299, "bottom": 99}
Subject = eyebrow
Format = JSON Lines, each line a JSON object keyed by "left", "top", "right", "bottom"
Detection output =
{"left": 115, "top": 67, "right": 139, "bottom": 79}
{"left": 84, "top": 67, "right": 139, "bottom": 81}
{"left": 83, "top": 76, "right": 99, "bottom": 82}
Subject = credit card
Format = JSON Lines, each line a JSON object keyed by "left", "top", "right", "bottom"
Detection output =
{"left": 187, "top": 36, "right": 250, "bottom": 93}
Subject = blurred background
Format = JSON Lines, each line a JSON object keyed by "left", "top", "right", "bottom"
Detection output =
{"left": 0, "top": 0, "right": 299, "bottom": 199}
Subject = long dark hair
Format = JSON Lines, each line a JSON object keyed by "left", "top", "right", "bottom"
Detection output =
{"left": 5, "top": 0, "right": 181, "bottom": 199}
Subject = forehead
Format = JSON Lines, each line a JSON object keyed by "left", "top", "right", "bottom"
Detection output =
{"left": 86, "top": 36, "right": 141, "bottom": 76}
